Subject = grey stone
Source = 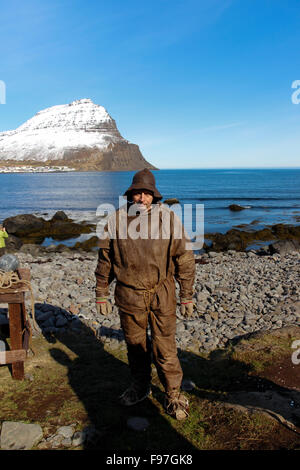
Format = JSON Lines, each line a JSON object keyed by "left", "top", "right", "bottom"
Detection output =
{"left": 62, "top": 298, "right": 71, "bottom": 309}
{"left": 45, "top": 434, "right": 64, "bottom": 448}
{"left": 0, "top": 421, "right": 43, "bottom": 450}
{"left": 45, "top": 244, "right": 57, "bottom": 252}
{"left": 176, "top": 322, "right": 186, "bottom": 333}
{"left": 61, "top": 437, "right": 72, "bottom": 447}
{"left": 57, "top": 425, "right": 75, "bottom": 439}
{"left": 0, "top": 254, "right": 20, "bottom": 272}
{"left": 39, "top": 281, "right": 51, "bottom": 291}
{"left": 225, "top": 318, "right": 242, "bottom": 327}
{"left": 77, "top": 295, "right": 90, "bottom": 304}
{"left": 204, "top": 314, "right": 212, "bottom": 323}
{"left": 71, "top": 426, "right": 98, "bottom": 447}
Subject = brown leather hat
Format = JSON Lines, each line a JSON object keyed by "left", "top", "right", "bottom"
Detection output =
{"left": 124, "top": 168, "right": 162, "bottom": 201}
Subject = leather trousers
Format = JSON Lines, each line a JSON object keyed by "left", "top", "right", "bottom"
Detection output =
{"left": 119, "top": 308, "right": 183, "bottom": 394}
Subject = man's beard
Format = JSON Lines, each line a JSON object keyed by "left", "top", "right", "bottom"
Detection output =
{"left": 138, "top": 203, "right": 150, "bottom": 212}
{"left": 129, "top": 202, "right": 151, "bottom": 215}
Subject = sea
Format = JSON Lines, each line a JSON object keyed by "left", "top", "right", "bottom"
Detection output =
{"left": 1, "top": 168, "right": 300, "bottom": 247}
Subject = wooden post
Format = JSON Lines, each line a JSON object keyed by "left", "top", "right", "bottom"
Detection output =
{"left": 8, "top": 301, "right": 25, "bottom": 380}
{"left": 0, "top": 268, "right": 31, "bottom": 380}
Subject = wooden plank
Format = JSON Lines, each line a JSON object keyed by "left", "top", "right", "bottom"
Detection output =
{"left": 0, "top": 285, "right": 30, "bottom": 294}
{"left": 0, "top": 293, "right": 24, "bottom": 303}
{"left": 9, "top": 303, "right": 25, "bottom": 380}
{"left": 20, "top": 302, "right": 31, "bottom": 351}
{"left": 0, "top": 349, "right": 26, "bottom": 365}
{"left": 17, "top": 268, "right": 31, "bottom": 282}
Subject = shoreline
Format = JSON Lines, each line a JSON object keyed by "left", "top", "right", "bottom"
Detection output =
{"left": 2, "top": 210, "right": 300, "bottom": 255}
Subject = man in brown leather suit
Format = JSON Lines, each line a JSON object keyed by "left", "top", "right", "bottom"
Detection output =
{"left": 95, "top": 169, "right": 195, "bottom": 420}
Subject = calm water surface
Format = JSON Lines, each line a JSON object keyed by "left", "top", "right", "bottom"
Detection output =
{"left": 1, "top": 169, "right": 300, "bottom": 244}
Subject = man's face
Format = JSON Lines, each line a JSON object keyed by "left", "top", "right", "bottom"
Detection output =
{"left": 132, "top": 189, "right": 154, "bottom": 210}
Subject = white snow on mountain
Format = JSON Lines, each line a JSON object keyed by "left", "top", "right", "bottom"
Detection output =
{"left": 0, "top": 99, "right": 128, "bottom": 161}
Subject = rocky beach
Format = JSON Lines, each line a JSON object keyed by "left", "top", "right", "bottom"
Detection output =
{"left": 1, "top": 245, "right": 298, "bottom": 354}
{"left": 0, "top": 210, "right": 299, "bottom": 352}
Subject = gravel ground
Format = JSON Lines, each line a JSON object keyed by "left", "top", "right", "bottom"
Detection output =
{"left": 1, "top": 249, "right": 298, "bottom": 353}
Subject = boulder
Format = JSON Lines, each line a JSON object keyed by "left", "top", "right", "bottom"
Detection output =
{"left": 228, "top": 204, "right": 246, "bottom": 211}
{"left": 0, "top": 421, "right": 43, "bottom": 450}
{"left": 73, "top": 236, "right": 99, "bottom": 251}
{"left": 44, "top": 220, "right": 93, "bottom": 241}
{"left": 208, "top": 229, "right": 246, "bottom": 252}
{"left": 0, "top": 254, "right": 20, "bottom": 272}
{"left": 3, "top": 214, "right": 45, "bottom": 236}
{"left": 51, "top": 211, "right": 69, "bottom": 222}
{"left": 163, "top": 198, "right": 180, "bottom": 206}
{"left": 3, "top": 213, "right": 95, "bottom": 244}
{"left": 272, "top": 224, "right": 300, "bottom": 239}
{"left": 207, "top": 227, "right": 274, "bottom": 252}
{"left": 19, "top": 244, "right": 43, "bottom": 255}
{"left": 5, "top": 234, "right": 23, "bottom": 251}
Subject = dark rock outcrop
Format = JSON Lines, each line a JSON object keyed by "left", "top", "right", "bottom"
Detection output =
{"left": 3, "top": 214, "right": 45, "bottom": 237}
{"left": 3, "top": 212, "right": 95, "bottom": 245}
{"left": 206, "top": 224, "right": 300, "bottom": 252}
{"left": 163, "top": 198, "right": 180, "bottom": 206}
{"left": 228, "top": 204, "right": 247, "bottom": 212}
{"left": 5, "top": 234, "right": 23, "bottom": 251}
{"left": 51, "top": 211, "right": 69, "bottom": 222}
{"left": 73, "top": 236, "right": 99, "bottom": 251}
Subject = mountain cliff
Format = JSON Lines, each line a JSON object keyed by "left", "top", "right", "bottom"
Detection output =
{"left": 0, "top": 99, "right": 156, "bottom": 171}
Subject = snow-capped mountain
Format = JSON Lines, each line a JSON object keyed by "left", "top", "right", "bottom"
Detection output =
{"left": 0, "top": 99, "right": 156, "bottom": 171}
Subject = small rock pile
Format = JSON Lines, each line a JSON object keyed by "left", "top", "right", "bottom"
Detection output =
{"left": 0, "top": 421, "right": 99, "bottom": 450}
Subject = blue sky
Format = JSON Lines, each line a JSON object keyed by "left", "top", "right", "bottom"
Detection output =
{"left": 0, "top": 0, "right": 300, "bottom": 168}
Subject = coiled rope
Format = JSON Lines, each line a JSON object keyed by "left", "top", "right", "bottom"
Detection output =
{"left": 0, "top": 269, "right": 38, "bottom": 333}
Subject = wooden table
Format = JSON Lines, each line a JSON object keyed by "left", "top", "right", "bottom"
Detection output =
{"left": 0, "top": 268, "right": 31, "bottom": 380}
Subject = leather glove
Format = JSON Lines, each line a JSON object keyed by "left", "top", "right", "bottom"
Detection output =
{"left": 96, "top": 296, "right": 112, "bottom": 316}
{"left": 180, "top": 299, "right": 194, "bottom": 318}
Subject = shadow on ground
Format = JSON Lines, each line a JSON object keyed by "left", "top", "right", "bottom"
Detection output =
{"left": 1, "top": 302, "right": 300, "bottom": 451}
{"left": 36, "top": 309, "right": 198, "bottom": 452}
{"left": 45, "top": 309, "right": 300, "bottom": 450}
